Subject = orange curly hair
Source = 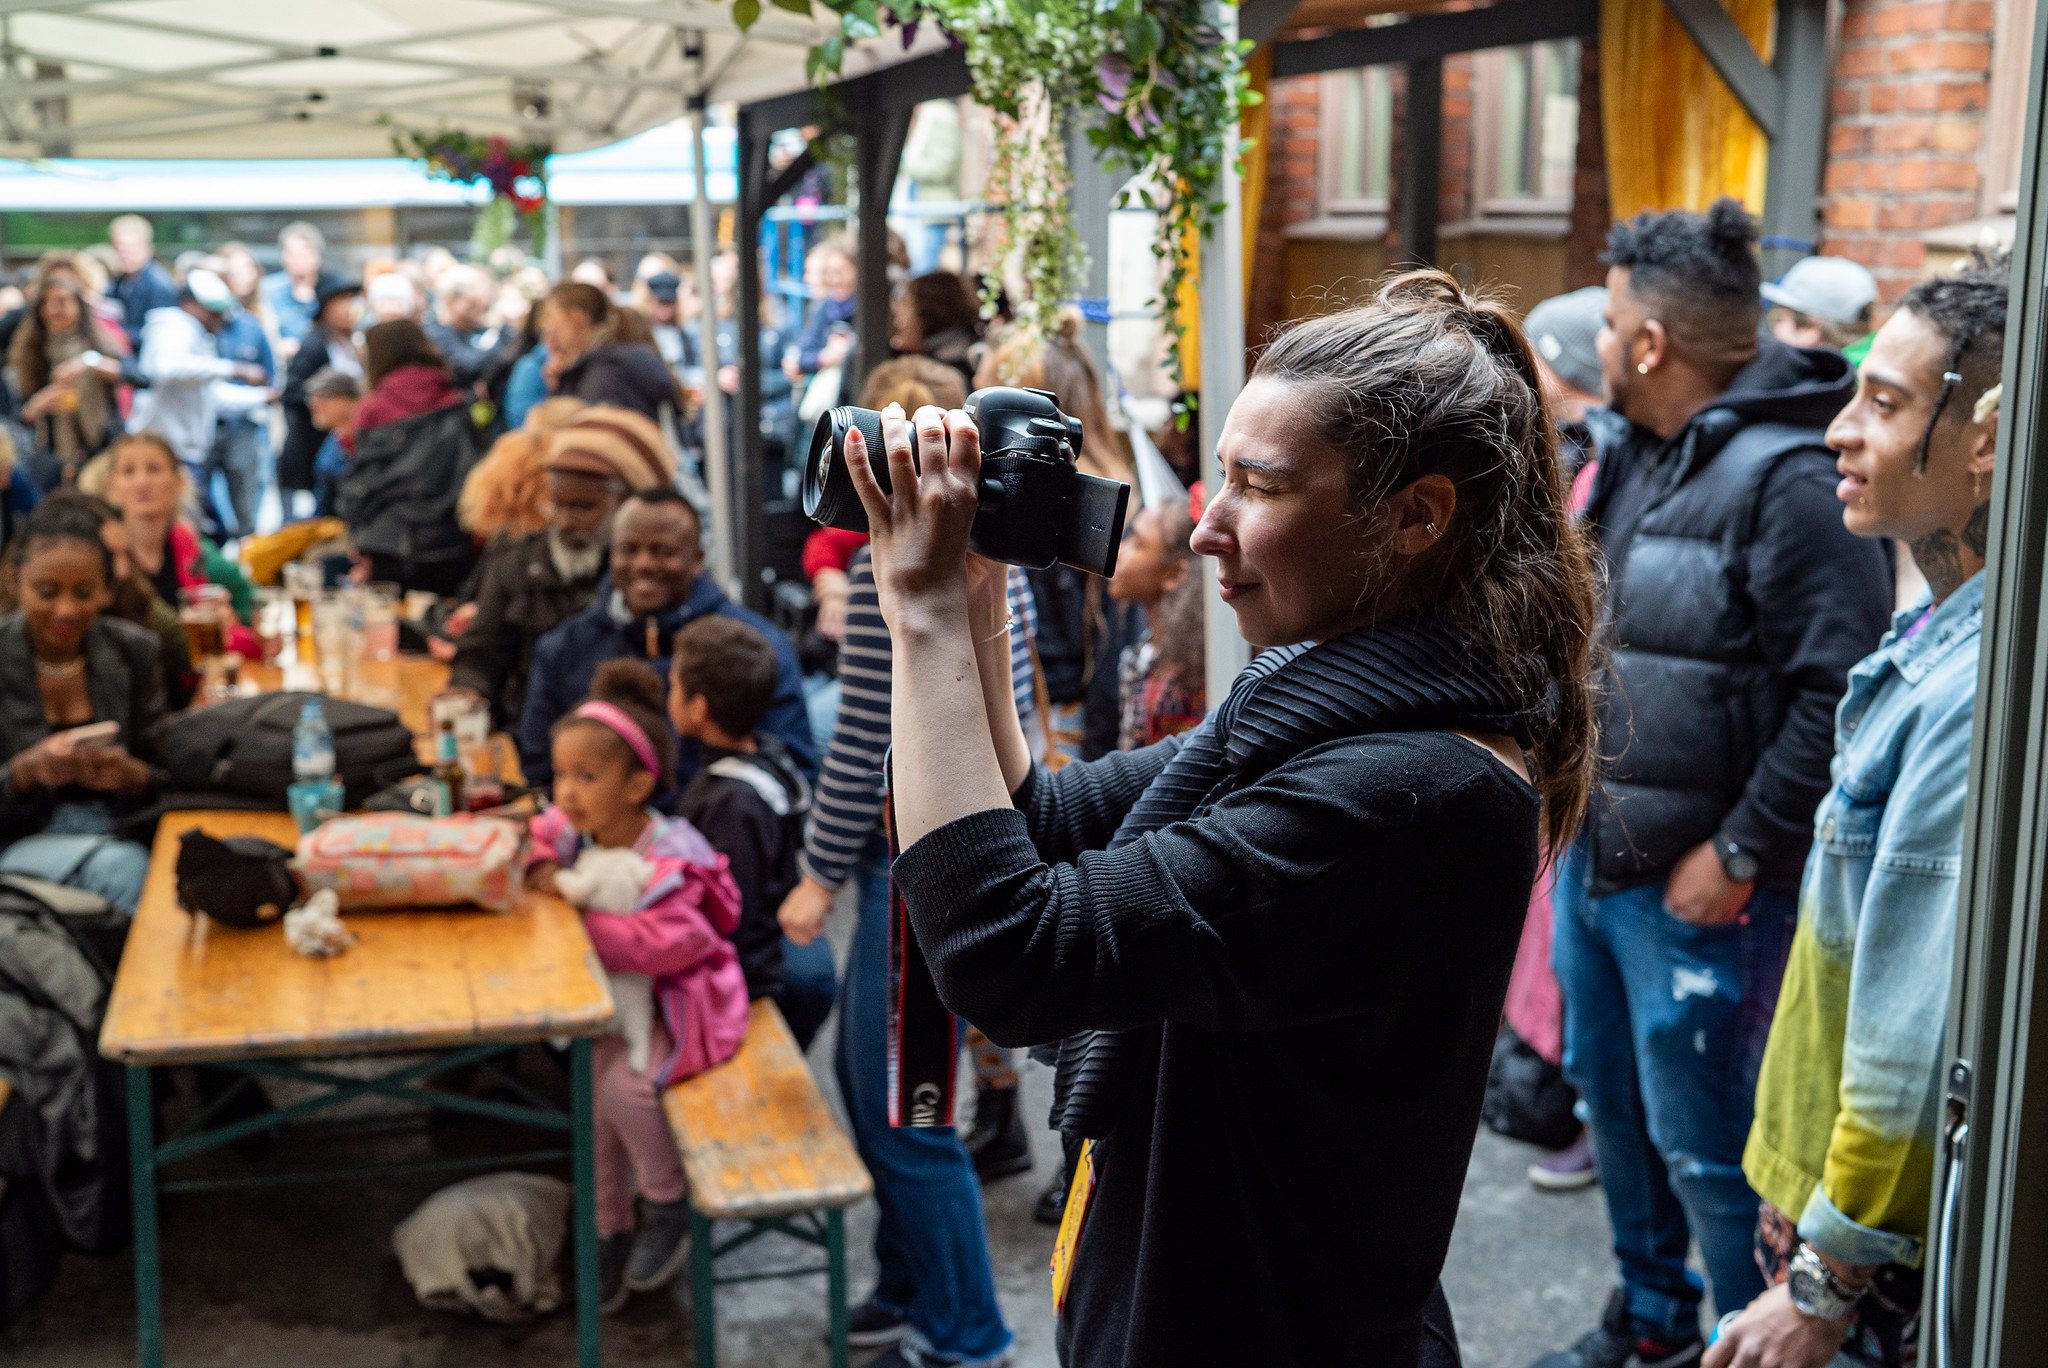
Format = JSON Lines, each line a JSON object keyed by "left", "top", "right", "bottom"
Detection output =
{"left": 457, "top": 397, "right": 592, "bottom": 539}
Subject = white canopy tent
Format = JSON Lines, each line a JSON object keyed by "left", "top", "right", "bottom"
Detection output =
{"left": 0, "top": 0, "right": 937, "bottom": 160}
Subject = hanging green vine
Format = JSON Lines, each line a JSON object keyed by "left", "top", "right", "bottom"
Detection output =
{"left": 729, "top": 0, "right": 1255, "bottom": 389}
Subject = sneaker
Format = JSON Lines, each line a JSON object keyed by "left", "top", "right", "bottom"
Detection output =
{"left": 860, "top": 1346, "right": 1012, "bottom": 1368}
{"left": 1033, "top": 1177, "right": 1067, "bottom": 1227}
{"left": 1526, "top": 1291, "right": 1702, "bottom": 1368}
{"left": 596, "top": 1232, "right": 634, "bottom": 1314}
{"left": 841, "top": 1297, "right": 910, "bottom": 1348}
{"left": 965, "top": 1086, "right": 1033, "bottom": 1182}
{"left": 624, "top": 1196, "right": 692, "bottom": 1291}
{"left": 1529, "top": 1129, "right": 1599, "bottom": 1192}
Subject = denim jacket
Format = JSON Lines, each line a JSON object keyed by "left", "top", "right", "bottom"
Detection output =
{"left": 1743, "top": 572, "right": 1983, "bottom": 1269}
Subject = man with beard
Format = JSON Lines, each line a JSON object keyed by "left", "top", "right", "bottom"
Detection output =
{"left": 449, "top": 407, "right": 670, "bottom": 730}
{"left": 517, "top": 482, "right": 816, "bottom": 797}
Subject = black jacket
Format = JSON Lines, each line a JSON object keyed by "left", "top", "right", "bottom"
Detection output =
{"left": 893, "top": 617, "right": 1542, "bottom": 1367}
{"left": 0, "top": 614, "right": 165, "bottom": 845}
{"left": 336, "top": 402, "right": 479, "bottom": 593}
{"left": 1581, "top": 342, "right": 1891, "bottom": 894}
{"left": 558, "top": 341, "right": 678, "bottom": 422}
{"left": 448, "top": 531, "right": 606, "bottom": 730}
{"left": 676, "top": 736, "right": 811, "bottom": 1003}
{"left": 278, "top": 327, "right": 349, "bottom": 492}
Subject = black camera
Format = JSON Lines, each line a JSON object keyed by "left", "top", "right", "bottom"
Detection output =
{"left": 802, "top": 385, "right": 1131, "bottom": 577}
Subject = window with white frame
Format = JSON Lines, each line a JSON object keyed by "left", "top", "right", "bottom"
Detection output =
{"left": 1984, "top": 0, "right": 2040, "bottom": 215}
{"left": 1474, "top": 40, "right": 1581, "bottom": 215}
{"left": 1319, "top": 65, "right": 1396, "bottom": 216}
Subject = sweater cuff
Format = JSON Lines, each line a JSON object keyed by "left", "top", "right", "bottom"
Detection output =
{"left": 891, "top": 807, "right": 1037, "bottom": 928}
{"left": 1797, "top": 1184, "right": 1924, "bottom": 1270}
{"left": 796, "top": 852, "right": 846, "bottom": 893}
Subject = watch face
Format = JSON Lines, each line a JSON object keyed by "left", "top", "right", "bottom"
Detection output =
{"left": 1787, "top": 1264, "right": 1823, "bottom": 1311}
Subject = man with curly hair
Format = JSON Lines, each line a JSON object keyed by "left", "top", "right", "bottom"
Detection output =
{"left": 1706, "top": 252, "right": 2010, "bottom": 1368}
{"left": 1531, "top": 200, "right": 1894, "bottom": 1368}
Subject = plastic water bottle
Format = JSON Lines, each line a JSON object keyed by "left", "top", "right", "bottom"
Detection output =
{"left": 293, "top": 698, "right": 336, "bottom": 783}
{"left": 288, "top": 698, "right": 343, "bottom": 832}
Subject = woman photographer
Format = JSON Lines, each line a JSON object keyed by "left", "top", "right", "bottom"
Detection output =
{"left": 846, "top": 271, "right": 1599, "bottom": 1366}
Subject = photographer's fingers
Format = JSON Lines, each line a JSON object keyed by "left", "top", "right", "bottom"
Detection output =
{"left": 941, "top": 408, "right": 982, "bottom": 485}
{"left": 842, "top": 423, "right": 891, "bottom": 533}
{"left": 912, "top": 406, "right": 954, "bottom": 494}
{"left": 879, "top": 404, "right": 922, "bottom": 515}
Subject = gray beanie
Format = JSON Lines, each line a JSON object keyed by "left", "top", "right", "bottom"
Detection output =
{"left": 1524, "top": 286, "right": 1607, "bottom": 399}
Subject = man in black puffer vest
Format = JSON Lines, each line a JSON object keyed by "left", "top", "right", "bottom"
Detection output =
{"left": 1531, "top": 201, "right": 1892, "bottom": 1368}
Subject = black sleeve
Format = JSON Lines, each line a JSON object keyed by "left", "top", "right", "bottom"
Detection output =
{"left": 1009, "top": 737, "right": 1182, "bottom": 866}
{"left": 280, "top": 336, "right": 325, "bottom": 407}
{"left": 895, "top": 736, "right": 1525, "bottom": 1049}
{"left": 1721, "top": 454, "right": 1894, "bottom": 872}
{"left": 447, "top": 553, "right": 517, "bottom": 707}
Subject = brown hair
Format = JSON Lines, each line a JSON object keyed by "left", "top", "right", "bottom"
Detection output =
{"left": 8, "top": 277, "right": 122, "bottom": 398}
{"left": 904, "top": 272, "right": 981, "bottom": 344}
{"left": 858, "top": 355, "right": 969, "bottom": 413}
{"left": 672, "top": 616, "right": 780, "bottom": 739}
{"left": 1251, "top": 269, "right": 1600, "bottom": 857}
{"left": 554, "top": 658, "right": 677, "bottom": 778}
{"left": 981, "top": 312, "right": 1132, "bottom": 483}
{"left": 1144, "top": 500, "right": 1204, "bottom": 682}
{"left": 362, "top": 319, "right": 448, "bottom": 389}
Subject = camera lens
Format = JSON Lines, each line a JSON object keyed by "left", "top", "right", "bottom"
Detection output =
{"left": 803, "top": 405, "right": 888, "bottom": 533}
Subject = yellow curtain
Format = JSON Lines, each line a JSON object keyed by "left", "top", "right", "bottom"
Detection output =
{"left": 1601, "top": 0, "right": 1773, "bottom": 221}
{"left": 1173, "top": 43, "right": 1271, "bottom": 393}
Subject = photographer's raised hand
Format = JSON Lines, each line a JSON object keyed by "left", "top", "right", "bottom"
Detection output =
{"left": 843, "top": 403, "right": 983, "bottom": 631}
{"left": 842, "top": 402, "right": 1015, "bottom": 848}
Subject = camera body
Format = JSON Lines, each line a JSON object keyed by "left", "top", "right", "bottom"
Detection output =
{"left": 803, "top": 385, "right": 1131, "bottom": 577}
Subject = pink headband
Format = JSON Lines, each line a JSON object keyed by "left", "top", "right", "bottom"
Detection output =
{"left": 573, "top": 701, "right": 662, "bottom": 777}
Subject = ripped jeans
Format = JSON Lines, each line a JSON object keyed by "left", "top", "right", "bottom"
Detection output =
{"left": 1552, "top": 838, "right": 1797, "bottom": 1340}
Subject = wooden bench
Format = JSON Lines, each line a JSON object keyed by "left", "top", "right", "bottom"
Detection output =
{"left": 663, "top": 998, "right": 871, "bottom": 1368}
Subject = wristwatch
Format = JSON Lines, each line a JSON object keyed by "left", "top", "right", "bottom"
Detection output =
{"left": 79, "top": 349, "right": 105, "bottom": 370}
{"left": 1787, "top": 1244, "right": 1863, "bottom": 1322}
{"left": 1717, "top": 835, "right": 1760, "bottom": 884}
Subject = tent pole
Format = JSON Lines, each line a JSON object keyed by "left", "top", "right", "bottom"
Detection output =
{"left": 687, "top": 92, "right": 736, "bottom": 596}
{"left": 1198, "top": 0, "right": 1251, "bottom": 703}
{"left": 734, "top": 108, "right": 771, "bottom": 612}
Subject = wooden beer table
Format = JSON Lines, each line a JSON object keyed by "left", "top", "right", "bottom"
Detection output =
{"left": 100, "top": 804, "right": 610, "bottom": 1361}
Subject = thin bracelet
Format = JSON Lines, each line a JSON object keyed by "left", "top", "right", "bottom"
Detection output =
{"left": 977, "top": 614, "right": 1015, "bottom": 644}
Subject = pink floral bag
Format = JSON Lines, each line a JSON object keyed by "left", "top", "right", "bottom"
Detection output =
{"left": 297, "top": 814, "right": 527, "bottom": 913}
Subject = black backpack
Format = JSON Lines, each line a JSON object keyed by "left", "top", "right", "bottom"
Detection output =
{"left": 1481, "top": 1026, "right": 1582, "bottom": 1151}
{"left": 155, "top": 691, "right": 423, "bottom": 809}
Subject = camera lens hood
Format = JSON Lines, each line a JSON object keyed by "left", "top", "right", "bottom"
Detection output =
{"left": 804, "top": 405, "right": 888, "bottom": 533}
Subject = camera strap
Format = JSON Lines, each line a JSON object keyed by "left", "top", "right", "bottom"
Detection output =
{"left": 882, "top": 751, "right": 958, "bottom": 1129}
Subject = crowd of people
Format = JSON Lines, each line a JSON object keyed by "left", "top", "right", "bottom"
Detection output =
{"left": 0, "top": 187, "right": 2011, "bottom": 1368}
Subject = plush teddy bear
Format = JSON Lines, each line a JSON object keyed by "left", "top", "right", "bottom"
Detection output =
{"left": 555, "top": 848, "right": 657, "bottom": 1072}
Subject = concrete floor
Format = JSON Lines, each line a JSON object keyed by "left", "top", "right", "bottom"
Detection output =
{"left": 3, "top": 905, "right": 1620, "bottom": 1368}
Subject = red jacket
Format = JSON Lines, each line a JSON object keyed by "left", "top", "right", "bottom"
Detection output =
{"left": 347, "top": 364, "right": 463, "bottom": 451}
{"left": 801, "top": 527, "right": 869, "bottom": 581}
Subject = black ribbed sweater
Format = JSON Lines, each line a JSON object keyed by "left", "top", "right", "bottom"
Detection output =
{"left": 891, "top": 620, "right": 1543, "bottom": 1368}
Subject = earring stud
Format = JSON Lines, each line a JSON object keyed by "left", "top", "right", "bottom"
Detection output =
{"left": 1636, "top": 362, "right": 1650, "bottom": 375}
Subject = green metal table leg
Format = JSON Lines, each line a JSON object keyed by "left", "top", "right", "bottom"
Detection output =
{"left": 691, "top": 1211, "right": 716, "bottom": 1368}
{"left": 827, "top": 1208, "right": 849, "bottom": 1368}
{"left": 126, "top": 1065, "right": 162, "bottom": 1368}
{"left": 570, "top": 1038, "right": 601, "bottom": 1368}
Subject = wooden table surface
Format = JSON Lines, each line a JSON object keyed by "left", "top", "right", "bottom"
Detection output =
{"left": 100, "top": 810, "right": 614, "bottom": 1066}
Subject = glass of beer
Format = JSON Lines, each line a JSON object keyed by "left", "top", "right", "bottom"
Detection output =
{"left": 178, "top": 585, "right": 227, "bottom": 662}
{"left": 283, "top": 561, "right": 320, "bottom": 664}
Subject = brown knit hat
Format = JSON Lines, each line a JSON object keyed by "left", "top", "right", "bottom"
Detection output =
{"left": 543, "top": 406, "right": 676, "bottom": 492}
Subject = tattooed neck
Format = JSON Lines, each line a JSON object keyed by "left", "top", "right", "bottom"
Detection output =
{"left": 1915, "top": 505, "right": 1990, "bottom": 604}
{"left": 1963, "top": 500, "right": 1991, "bottom": 559}
{"left": 1912, "top": 529, "right": 1967, "bottom": 603}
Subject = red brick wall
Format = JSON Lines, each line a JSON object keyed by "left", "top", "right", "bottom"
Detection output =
{"left": 1822, "top": 0, "right": 1997, "bottom": 300}
{"left": 1565, "top": 33, "right": 1612, "bottom": 290}
{"left": 1248, "top": 71, "right": 1326, "bottom": 344}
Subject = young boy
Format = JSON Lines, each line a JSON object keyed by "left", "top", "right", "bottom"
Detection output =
{"left": 669, "top": 616, "right": 830, "bottom": 1048}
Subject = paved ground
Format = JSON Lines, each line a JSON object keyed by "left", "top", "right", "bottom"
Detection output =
{"left": 4, "top": 907, "right": 1618, "bottom": 1367}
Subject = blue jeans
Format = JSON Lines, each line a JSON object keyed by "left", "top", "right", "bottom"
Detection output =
{"left": 777, "top": 933, "right": 836, "bottom": 1053}
{"left": 834, "top": 849, "right": 1011, "bottom": 1365}
{"left": 1552, "top": 838, "right": 1796, "bottom": 1338}
{"left": 0, "top": 801, "right": 149, "bottom": 916}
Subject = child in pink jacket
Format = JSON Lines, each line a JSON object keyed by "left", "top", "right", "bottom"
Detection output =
{"left": 527, "top": 659, "right": 749, "bottom": 1310}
